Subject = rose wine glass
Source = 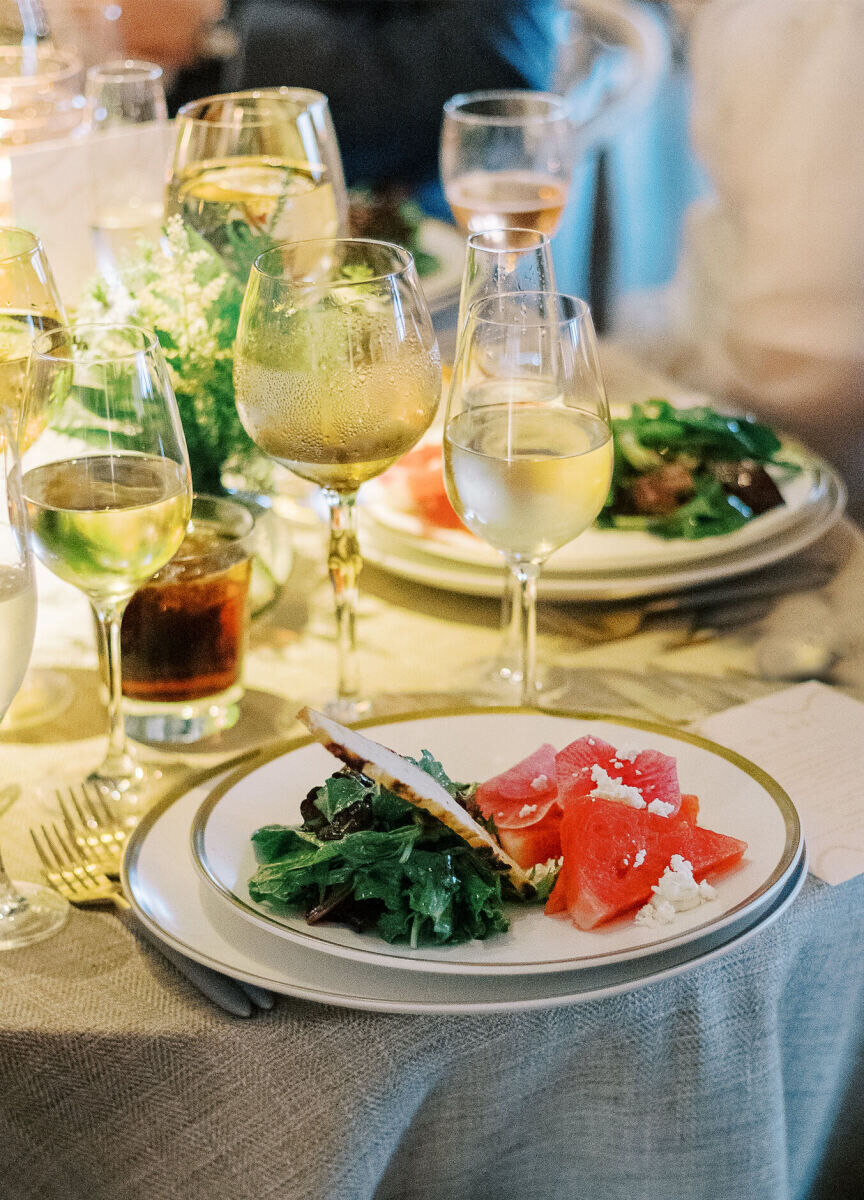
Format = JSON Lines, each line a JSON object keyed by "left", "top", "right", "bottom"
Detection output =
{"left": 21, "top": 323, "right": 192, "bottom": 802}
{"left": 0, "top": 409, "right": 69, "bottom": 948}
{"left": 234, "top": 237, "right": 441, "bottom": 719}
{"left": 441, "top": 90, "right": 572, "bottom": 237}
{"left": 444, "top": 292, "right": 613, "bottom": 705}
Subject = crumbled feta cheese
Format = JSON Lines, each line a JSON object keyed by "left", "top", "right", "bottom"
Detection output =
{"left": 518, "top": 803, "right": 538, "bottom": 818}
{"left": 615, "top": 746, "right": 641, "bottom": 762}
{"left": 647, "top": 799, "right": 675, "bottom": 817}
{"left": 589, "top": 764, "right": 646, "bottom": 808}
{"left": 622, "top": 856, "right": 630, "bottom": 867}
{"left": 588, "top": 738, "right": 595, "bottom": 745}
{"left": 635, "top": 855, "right": 717, "bottom": 927}
{"left": 635, "top": 769, "right": 642, "bottom": 776}
{"left": 612, "top": 760, "right": 623, "bottom": 770}
{"left": 634, "top": 848, "right": 647, "bottom": 868}
{"left": 530, "top": 774, "right": 548, "bottom": 792}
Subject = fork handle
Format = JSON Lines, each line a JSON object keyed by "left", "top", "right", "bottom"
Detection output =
{"left": 114, "top": 907, "right": 255, "bottom": 1017}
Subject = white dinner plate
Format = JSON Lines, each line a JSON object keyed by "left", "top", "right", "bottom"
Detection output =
{"left": 363, "top": 448, "right": 828, "bottom": 576}
{"left": 190, "top": 709, "right": 801, "bottom": 977}
{"left": 123, "top": 774, "right": 808, "bottom": 1014}
{"left": 360, "top": 471, "right": 846, "bottom": 601}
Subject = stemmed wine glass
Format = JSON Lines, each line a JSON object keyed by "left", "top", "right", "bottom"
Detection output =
{"left": 0, "top": 410, "right": 68, "bottom": 948}
{"left": 441, "top": 90, "right": 573, "bottom": 237}
{"left": 455, "top": 227, "right": 559, "bottom": 696}
{"left": 168, "top": 88, "right": 348, "bottom": 279}
{"left": 443, "top": 292, "right": 613, "bottom": 706}
{"left": 234, "top": 237, "right": 441, "bottom": 718}
{"left": 20, "top": 323, "right": 192, "bottom": 800}
{"left": 0, "top": 226, "right": 71, "bottom": 732}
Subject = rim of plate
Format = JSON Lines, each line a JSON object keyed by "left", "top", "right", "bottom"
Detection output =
{"left": 122, "top": 795, "right": 808, "bottom": 1014}
{"left": 189, "top": 706, "right": 802, "bottom": 974}
{"left": 360, "top": 473, "right": 846, "bottom": 601}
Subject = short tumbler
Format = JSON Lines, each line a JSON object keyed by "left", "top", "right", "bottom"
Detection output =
{"left": 119, "top": 494, "right": 255, "bottom": 742}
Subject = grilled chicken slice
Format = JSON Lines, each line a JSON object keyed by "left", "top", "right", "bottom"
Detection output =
{"left": 297, "top": 706, "right": 533, "bottom": 894}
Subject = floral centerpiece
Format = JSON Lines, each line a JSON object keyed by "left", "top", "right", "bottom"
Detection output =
{"left": 80, "top": 216, "right": 269, "bottom": 497}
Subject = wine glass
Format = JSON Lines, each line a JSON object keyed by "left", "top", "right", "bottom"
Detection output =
{"left": 234, "top": 237, "right": 441, "bottom": 718}
{"left": 443, "top": 292, "right": 613, "bottom": 706}
{"left": 167, "top": 88, "right": 348, "bottom": 280}
{"left": 0, "top": 408, "right": 69, "bottom": 948}
{"left": 20, "top": 323, "right": 192, "bottom": 801}
{"left": 455, "top": 227, "right": 561, "bottom": 696}
{"left": 441, "top": 90, "right": 572, "bottom": 236}
{"left": 0, "top": 226, "right": 72, "bottom": 731}
{"left": 85, "top": 59, "right": 168, "bottom": 280}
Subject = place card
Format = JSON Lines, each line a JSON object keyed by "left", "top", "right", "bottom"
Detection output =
{"left": 697, "top": 681, "right": 864, "bottom": 885}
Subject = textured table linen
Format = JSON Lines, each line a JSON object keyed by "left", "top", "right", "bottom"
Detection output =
{"left": 1, "top": 515, "right": 863, "bottom": 1200}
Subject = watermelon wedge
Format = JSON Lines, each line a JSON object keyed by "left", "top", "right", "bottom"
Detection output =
{"left": 545, "top": 798, "right": 747, "bottom": 930}
{"left": 475, "top": 744, "right": 559, "bottom": 828}
{"left": 497, "top": 811, "right": 563, "bottom": 870}
{"left": 400, "top": 444, "right": 464, "bottom": 530}
{"left": 556, "top": 736, "right": 682, "bottom": 817}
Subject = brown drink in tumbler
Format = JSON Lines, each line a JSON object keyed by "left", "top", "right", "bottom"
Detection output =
{"left": 120, "top": 494, "right": 255, "bottom": 742}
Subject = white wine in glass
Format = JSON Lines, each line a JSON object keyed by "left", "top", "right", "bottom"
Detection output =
{"left": 441, "top": 90, "right": 572, "bottom": 237}
{"left": 0, "top": 225, "right": 69, "bottom": 731}
{"left": 0, "top": 410, "right": 68, "bottom": 949}
{"left": 167, "top": 89, "right": 347, "bottom": 277}
{"left": 444, "top": 292, "right": 613, "bottom": 706}
{"left": 234, "top": 237, "right": 440, "bottom": 716}
{"left": 21, "top": 323, "right": 192, "bottom": 801}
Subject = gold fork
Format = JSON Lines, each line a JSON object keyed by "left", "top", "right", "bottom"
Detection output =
{"left": 30, "top": 823, "right": 274, "bottom": 1016}
{"left": 31, "top": 822, "right": 129, "bottom": 912}
{"left": 55, "top": 783, "right": 130, "bottom": 873}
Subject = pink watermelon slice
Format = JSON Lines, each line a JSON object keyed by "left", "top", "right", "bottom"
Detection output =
{"left": 555, "top": 736, "right": 682, "bottom": 817}
{"left": 545, "top": 798, "right": 747, "bottom": 930}
{"left": 475, "top": 744, "right": 559, "bottom": 829}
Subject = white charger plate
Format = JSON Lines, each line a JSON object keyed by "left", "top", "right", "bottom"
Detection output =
{"left": 123, "top": 773, "right": 808, "bottom": 1014}
{"left": 415, "top": 219, "right": 465, "bottom": 310}
{"left": 360, "top": 472, "right": 845, "bottom": 601}
{"left": 190, "top": 710, "right": 801, "bottom": 977}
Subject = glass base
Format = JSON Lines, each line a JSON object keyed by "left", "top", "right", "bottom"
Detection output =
{"left": 1, "top": 668, "right": 75, "bottom": 731}
{"left": 123, "top": 685, "right": 243, "bottom": 744}
{"left": 322, "top": 695, "right": 371, "bottom": 724}
{"left": 0, "top": 881, "right": 69, "bottom": 950}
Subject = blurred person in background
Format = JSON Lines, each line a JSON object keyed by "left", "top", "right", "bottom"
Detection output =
{"left": 60, "top": 0, "right": 559, "bottom": 196}
{"left": 662, "top": 0, "right": 864, "bottom": 519}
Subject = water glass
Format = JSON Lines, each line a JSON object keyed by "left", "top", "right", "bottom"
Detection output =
{"left": 86, "top": 59, "right": 168, "bottom": 279}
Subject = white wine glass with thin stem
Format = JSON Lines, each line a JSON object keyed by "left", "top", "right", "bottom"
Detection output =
{"left": 444, "top": 291, "right": 613, "bottom": 706}
{"left": 455, "top": 227, "right": 560, "bottom": 697}
{"left": 234, "top": 237, "right": 441, "bottom": 719}
{"left": 0, "top": 225, "right": 74, "bottom": 733}
{"left": 0, "top": 410, "right": 68, "bottom": 948}
{"left": 21, "top": 323, "right": 192, "bottom": 804}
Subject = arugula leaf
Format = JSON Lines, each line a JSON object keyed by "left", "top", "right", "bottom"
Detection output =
{"left": 314, "top": 773, "right": 370, "bottom": 823}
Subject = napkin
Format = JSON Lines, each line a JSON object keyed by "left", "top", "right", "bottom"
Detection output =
{"left": 697, "top": 681, "right": 864, "bottom": 885}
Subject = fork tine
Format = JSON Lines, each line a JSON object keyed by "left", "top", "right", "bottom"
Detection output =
{"left": 41, "top": 823, "right": 98, "bottom": 890}
{"left": 30, "top": 826, "right": 55, "bottom": 872}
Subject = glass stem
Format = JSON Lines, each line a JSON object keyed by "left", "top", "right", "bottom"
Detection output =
{"left": 512, "top": 562, "right": 541, "bottom": 707}
{"left": 92, "top": 600, "right": 136, "bottom": 781}
{"left": 0, "top": 845, "right": 25, "bottom": 916}
{"left": 323, "top": 489, "right": 362, "bottom": 702}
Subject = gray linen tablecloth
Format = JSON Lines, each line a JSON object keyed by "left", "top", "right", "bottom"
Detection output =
{"left": 2, "top": 481, "right": 864, "bottom": 1198}
{"left": 1, "top": 871, "right": 862, "bottom": 1200}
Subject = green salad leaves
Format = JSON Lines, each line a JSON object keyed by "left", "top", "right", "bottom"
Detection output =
{"left": 249, "top": 755, "right": 512, "bottom": 948}
{"left": 598, "top": 400, "right": 799, "bottom": 540}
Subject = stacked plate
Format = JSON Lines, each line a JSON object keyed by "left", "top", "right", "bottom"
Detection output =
{"left": 359, "top": 450, "right": 846, "bottom": 602}
{"left": 123, "top": 710, "right": 807, "bottom": 1014}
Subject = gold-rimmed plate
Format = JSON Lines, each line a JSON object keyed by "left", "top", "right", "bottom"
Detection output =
{"left": 189, "top": 708, "right": 802, "bottom": 977}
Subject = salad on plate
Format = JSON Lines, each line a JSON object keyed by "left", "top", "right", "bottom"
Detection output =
{"left": 374, "top": 399, "right": 802, "bottom": 543}
{"left": 247, "top": 708, "right": 748, "bottom": 948}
